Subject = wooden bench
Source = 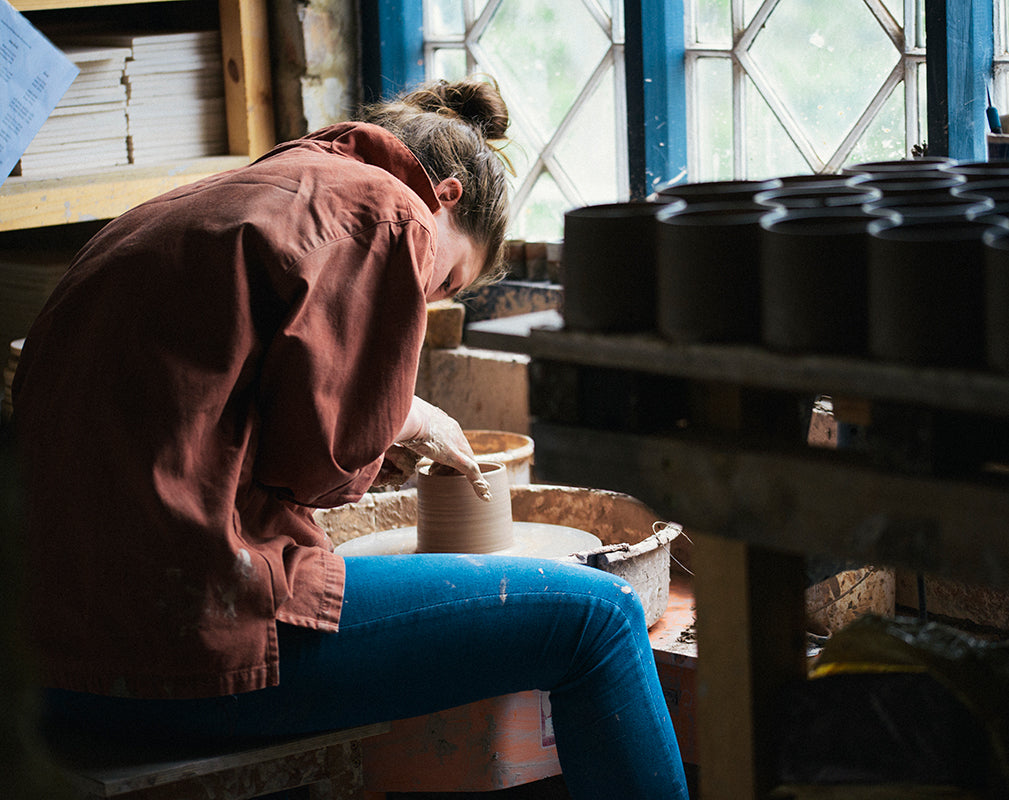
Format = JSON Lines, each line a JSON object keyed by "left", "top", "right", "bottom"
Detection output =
{"left": 46, "top": 721, "right": 391, "bottom": 800}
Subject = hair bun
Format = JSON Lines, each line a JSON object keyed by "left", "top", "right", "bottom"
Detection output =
{"left": 403, "top": 77, "right": 509, "bottom": 141}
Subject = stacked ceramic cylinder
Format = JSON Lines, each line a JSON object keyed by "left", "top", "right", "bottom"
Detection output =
{"left": 560, "top": 158, "right": 1009, "bottom": 372}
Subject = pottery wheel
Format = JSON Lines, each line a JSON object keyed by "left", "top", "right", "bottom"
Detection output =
{"left": 334, "top": 521, "right": 602, "bottom": 559}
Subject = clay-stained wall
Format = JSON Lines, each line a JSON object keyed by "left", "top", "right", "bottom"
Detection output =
{"left": 269, "top": 0, "right": 361, "bottom": 142}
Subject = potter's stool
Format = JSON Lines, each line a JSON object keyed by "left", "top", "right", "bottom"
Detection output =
{"left": 46, "top": 720, "right": 390, "bottom": 799}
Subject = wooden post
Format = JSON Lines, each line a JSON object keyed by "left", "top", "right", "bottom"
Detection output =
{"left": 693, "top": 534, "right": 806, "bottom": 799}
{"left": 219, "top": 0, "right": 275, "bottom": 159}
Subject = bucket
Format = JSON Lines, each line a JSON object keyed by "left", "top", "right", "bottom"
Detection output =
{"left": 464, "top": 430, "right": 534, "bottom": 484}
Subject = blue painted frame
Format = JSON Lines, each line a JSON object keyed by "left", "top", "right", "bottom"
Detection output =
{"left": 627, "top": 0, "right": 687, "bottom": 196}
{"left": 361, "top": 0, "right": 425, "bottom": 102}
{"left": 926, "top": 0, "right": 994, "bottom": 161}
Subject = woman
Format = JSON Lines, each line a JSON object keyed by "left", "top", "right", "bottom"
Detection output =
{"left": 12, "top": 77, "right": 689, "bottom": 799}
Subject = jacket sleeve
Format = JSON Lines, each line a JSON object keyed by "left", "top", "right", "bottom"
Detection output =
{"left": 251, "top": 217, "right": 432, "bottom": 508}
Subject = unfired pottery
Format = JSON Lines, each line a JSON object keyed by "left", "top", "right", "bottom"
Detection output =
{"left": 417, "top": 461, "right": 513, "bottom": 553}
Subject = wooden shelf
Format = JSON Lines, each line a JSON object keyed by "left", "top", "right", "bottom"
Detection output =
{"left": 0, "top": 156, "right": 249, "bottom": 231}
{"left": 527, "top": 326, "right": 1009, "bottom": 418}
{"left": 4, "top": 0, "right": 274, "bottom": 231}
{"left": 13, "top": 0, "right": 172, "bottom": 9}
{"left": 532, "top": 421, "right": 1009, "bottom": 590}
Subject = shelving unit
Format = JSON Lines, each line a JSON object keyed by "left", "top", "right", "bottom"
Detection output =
{"left": 522, "top": 323, "right": 1009, "bottom": 799}
{"left": 3, "top": 0, "right": 274, "bottom": 231}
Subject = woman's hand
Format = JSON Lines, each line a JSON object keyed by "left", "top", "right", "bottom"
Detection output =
{"left": 397, "top": 396, "right": 491, "bottom": 500}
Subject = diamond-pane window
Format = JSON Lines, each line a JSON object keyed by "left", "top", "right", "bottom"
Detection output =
{"left": 687, "top": 0, "right": 925, "bottom": 179}
{"left": 424, "top": 0, "right": 626, "bottom": 240}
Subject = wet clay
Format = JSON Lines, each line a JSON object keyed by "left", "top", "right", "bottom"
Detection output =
{"left": 417, "top": 461, "right": 513, "bottom": 553}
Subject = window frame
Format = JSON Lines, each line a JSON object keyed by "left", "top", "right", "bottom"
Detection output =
{"left": 363, "top": 1, "right": 992, "bottom": 192}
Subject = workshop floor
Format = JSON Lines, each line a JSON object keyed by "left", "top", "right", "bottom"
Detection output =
{"left": 386, "top": 764, "right": 698, "bottom": 798}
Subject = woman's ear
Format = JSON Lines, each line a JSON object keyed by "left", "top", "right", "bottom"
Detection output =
{"left": 434, "top": 177, "right": 464, "bottom": 209}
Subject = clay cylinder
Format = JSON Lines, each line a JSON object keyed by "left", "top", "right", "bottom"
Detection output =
{"left": 561, "top": 202, "right": 660, "bottom": 333}
{"left": 416, "top": 461, "right": 513, "bottom": 553}
{"left": 983, "top": 226, "right": 1009, "bottom": 372}
{"left": 656, "top": 202, "right": 766, "bottom": 343}
{"left": 867, "top": 217, "right": 996, "bottom": 367}
{"left": 759, "top": 207, "right": 875, "bottom": 355}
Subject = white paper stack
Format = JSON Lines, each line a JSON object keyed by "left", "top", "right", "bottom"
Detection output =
{"left": 18, "top": 45, "right": 131, "bottom": 179}
{"left": 118, "top": 30, "right": 227, "bottom": 165}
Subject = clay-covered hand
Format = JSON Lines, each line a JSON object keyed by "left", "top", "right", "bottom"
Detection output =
{"left": 372, "top": 444, "right": 422, "bottom": 489}
{"left": 398, "top": 397, "right": 491, "bottom": 500}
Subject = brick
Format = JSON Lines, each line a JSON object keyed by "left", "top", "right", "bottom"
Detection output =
{"left": 424, "top": 300, "right": 466, "bottom": 349}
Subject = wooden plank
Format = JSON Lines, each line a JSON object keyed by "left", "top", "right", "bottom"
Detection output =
{"left": 218, "top": 0, "right": 275, "bottom": 160}
{"left": 0, "top": 157, "right": 249, "bottom": 230}
{"left": 53, "top": 722, "right": 389, "bottom": 796}
{"left": 13, "top": 0, "right": 174, "bottom": 9}
{"left": 465, "top": 309, "right": 563, "bottom": 354}
{"left": 530, "top": 422, "right": 1009, "bottom": 590}
{"left": 527, "top": 327, "right": 1009, "bottom": 418}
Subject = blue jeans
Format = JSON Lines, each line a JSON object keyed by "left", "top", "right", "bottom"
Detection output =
{"left": 45, "top": 554, "right": 689, "bottom": 800}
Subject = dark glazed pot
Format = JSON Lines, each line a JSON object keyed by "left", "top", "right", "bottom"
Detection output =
{"left": 953, "top": 180, "right": 1009, "bottom": 216}
{"left": 940, "top": 160, "right": 1009, "bottom": 183}
{"left": 652, "top": 178, "right": 779, "bottom": 206}
{"left": 842, "top": 157, "right": 955, "bottom": 176}
{"left": 867, "top": 217, "right": 997, "bottom": 368}
{"left": 754, "top": 184, "right": 881, "bottom": 211}
{"left": 759, "top": 207, "right": 876, "bottom": 354}
{"left": 846, "top": 171, "right": 967, "bottom": 200}
{"left": 655, "top": 202, "right": 767, "bottom": 344}
{"left": 863, "top": 192, "right": 995, "bottom": 222}
{"left": 983, "top": 226, "right": 1009, "bottom": 372}
{"left": 562, "top": 202, "right": 660, "bottom": 333}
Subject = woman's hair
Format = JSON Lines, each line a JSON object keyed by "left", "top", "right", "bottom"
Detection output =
{"left": 360, "top": 76, "right": 511, "bottom": 286}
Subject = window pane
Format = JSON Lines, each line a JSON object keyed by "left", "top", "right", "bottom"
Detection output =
{"left": 694, "top": 57, "right": 733, "bottom": 181}
{"left": 843, "top": 82, "right": 906, "bottom": 167}
{"left": 426, "top": 0, "right": 464, "bottom": 35}
{"left": 481, "top": 0, "right": 610, "bottom": 141}
{"left": 748, "top": 0, "right": 897, "bottom": 163}
{"left": 743, "top": 0, "right": 764, "bottom": 27}
{"left": 516, "top": 170, "right": 568, "bottom": 241}
{"left": 555, "top": 65, "right": 619, "bottom": 205}
{"left": 744, "top": 77, "right": 810, "bottom": 177}
{"left": 880, "top": 0, "right": 902, "bottom": 27}
{"left": 429, "top": 48, "right": 468, "bottom": 80}
{"left": 693, "top": 0, "right": 731, "bottom": 46}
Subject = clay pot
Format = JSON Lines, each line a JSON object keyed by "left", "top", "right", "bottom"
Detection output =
{"left": 863, "top": 191, "right": 995, "bottom": 223}
{"left": 983, "top": 226, "right": 1009, "bottom": 372}
{"left": 846, "top": 171, "right": 966, "bottom": 201}
{"left": 953, "top": 180, "right": 1009, "bottom": 216}
{"left": 652, "top": 178, "right": 779, "bottom": 206}
{"left": 754, "top": 184, "right": 881, "bottom": 211}
{"left": 842, "top": 157, "right": 955, "bottom": 176}
{"left": 562, "top": 202, "right": 659, "bottom": 333}
{"left": 464, "top": 430, "right": 534, "bottom": 484}
{"left": 940, "top": 160, "right": 1009, "bottom": 183}
{"left": 655, "top": 202, "right": 767, "bottom": 343}
{"left": 759, "top": 207, "right": 876, "bottom": 354}
{"left": 416, "top": 461, "right": 513, "bottom": 553}
{"left": 867, "top": 217, "right": 998, "bottom": 367}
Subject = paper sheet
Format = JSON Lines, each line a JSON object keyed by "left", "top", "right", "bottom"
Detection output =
{"left": 0, "top": 0, "right": 80, "bottom": 186}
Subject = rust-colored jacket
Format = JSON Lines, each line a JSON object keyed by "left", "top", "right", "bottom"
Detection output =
{"left": 12, "top": 123, "right": 441, "bottom": 699}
